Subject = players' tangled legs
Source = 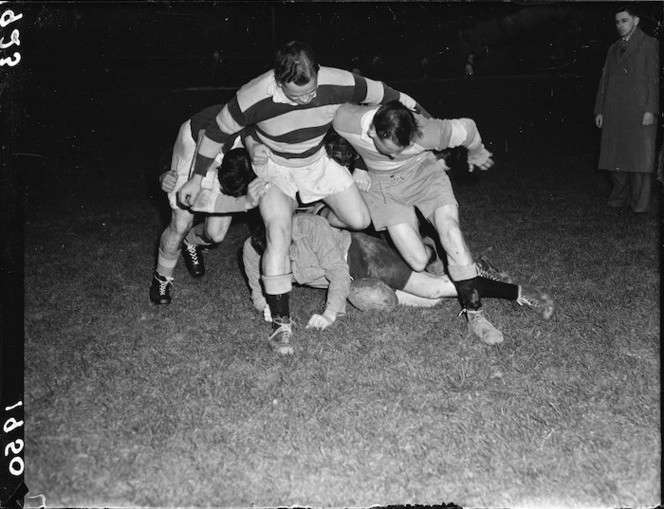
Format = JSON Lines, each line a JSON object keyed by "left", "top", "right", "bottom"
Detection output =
{"left": 150, "top": 41, "right": 555, "bottom": 354}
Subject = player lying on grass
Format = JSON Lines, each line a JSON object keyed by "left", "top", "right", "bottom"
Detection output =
{"left": 332, "top": 100, "right": 508, "bottom": 345}
{"left": 151, "top": 136, "right": 269, "bottom": 305}
{"left": 242, "top": 213, "right": 554, "bottom": 355}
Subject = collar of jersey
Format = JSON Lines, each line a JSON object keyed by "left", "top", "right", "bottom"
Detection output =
{"left": 267, "top": 74, "right": 300, "bottom": 106}
{"left": 360, "top": 108, "right": 379, "bottom": 143}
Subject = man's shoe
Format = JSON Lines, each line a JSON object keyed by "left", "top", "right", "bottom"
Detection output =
{"left": 517, "top": 285, "right": 554, "bottom": 320}
{"left": 476, "top": 255, "right": 513, "bottom": 283}
{"left": 182, "top": 242, "right": 205, "bottom": 277}
{"left": 268, "top": 317, "right": 295, "bottom": 356}
{"left": 466, "top": 309, "right": 504, "bottom": 345}
{"left": 423, "top": 237, "right": 446, "bottom": 277}
{"left": 150, "top": 272, "right": 173, "bottom": 305}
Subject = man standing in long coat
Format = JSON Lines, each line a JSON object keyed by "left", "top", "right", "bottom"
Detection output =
{"left": 594, "top": 5, "right": 660, "bottom": 213}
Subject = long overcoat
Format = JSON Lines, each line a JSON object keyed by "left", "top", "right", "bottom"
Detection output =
{"left": 594, "top": 27, "right": 659, "bottom": 173}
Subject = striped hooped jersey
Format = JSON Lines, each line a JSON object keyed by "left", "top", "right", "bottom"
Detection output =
{"left": 204, "top": 66, "right": 419, "bottom": 167}
{"left": 189, "top": 104, "right": 225, "bottom": 142}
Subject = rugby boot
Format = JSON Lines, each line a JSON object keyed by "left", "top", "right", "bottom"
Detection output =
{"left": 268, "top": 317, "right": 295, "bottom": 356}
{"left": 150, "top": 272, "right": 173, "bottom": 305}
{"left": 466, "top": 309, "right": 504, "bottom": 345}
{"left": 517, "top": 285, "right": 555, "bottom": 320}
{"left": 182, "top": 242, "right": 205, "bottom": 277}
{"left": 476, "top": 254, "right": 513, "bottom": 284}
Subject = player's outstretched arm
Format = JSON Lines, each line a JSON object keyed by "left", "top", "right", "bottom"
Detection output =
{"left": 426, "top": 116, "right": 494, "bottom": 172}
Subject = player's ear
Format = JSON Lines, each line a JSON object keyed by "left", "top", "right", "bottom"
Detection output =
{"left": 633, "top": 16, "right": 640, "bottom": 26}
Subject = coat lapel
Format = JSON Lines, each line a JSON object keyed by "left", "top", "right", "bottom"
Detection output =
{"left": 618, "top": 27, "right": 644, "bottom": 63}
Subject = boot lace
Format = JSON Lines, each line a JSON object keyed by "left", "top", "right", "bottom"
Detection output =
{"left": 184, "top": 243, "right": 200, "bottom": 263}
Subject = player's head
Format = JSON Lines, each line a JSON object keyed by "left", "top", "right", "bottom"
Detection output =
{"left": 323, "top": 128, "right": 358, "bottom": 170}
{"left": 250, "top": 222, "right": 267, "bottom": 256}
{"left": 218, "top": 148, "right": 256, "bottom": 197}
{"left": 615, "top": 5, "right": 639, "bottom": 38}
{"left": 369, "top": 101, "right": 422, "bottom": 158}
{"left": 274, "top": 41, "right": 320, "bottom": 105}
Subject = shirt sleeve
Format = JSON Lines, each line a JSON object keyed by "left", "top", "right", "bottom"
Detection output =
{"left": 418, "top": 116, "right": 480, "bottom": 151}
{"left": 193, "top": 98, "right": 248, "bottom": 177}
{"left": 359, "top": 76, "right": 420, "bottom": 112}
{"left": 644, "top": 38, "right": 660, "bottom": 114}
{"left": 242, "top": 238, "right": 267, "bottom": 313}
{"left": 418, "top": 116, "right": 490, "bottom": 166}
{"left": 594, "top": 52, "right": 611, "bottom": 115}
{"left": 305, "top": 219, "right": 350, "bottom": 316}
{"left": 204, "top": 97, "right": 247, "bottom": 144}
{"left": 191, "top": 189, "right": 247, "bottom": 214}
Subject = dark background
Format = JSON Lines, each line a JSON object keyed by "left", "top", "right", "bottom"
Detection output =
{"left": 0, "top": 1, "right": 662, "bottom": 223}
{"left": 7, "top": 1, "right": 663, "bottom": 157}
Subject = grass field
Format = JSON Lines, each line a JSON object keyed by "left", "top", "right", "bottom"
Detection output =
{"left": 22, "top": 82, "right": 660, "bottom": 508}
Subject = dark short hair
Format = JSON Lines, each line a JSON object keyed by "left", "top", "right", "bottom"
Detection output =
{"left": 274, "top": 41, "right": 320, "bottom": 86}
{"left": 323, "top": 127, "right": 358, "bottom": 170}
{"left": 250, "top": 223, "right": 267, "bottom": 256}
{"left": 218, "top": 148, "right": 256, "bottom": 197}
{"left": 372, "top": 101, "right": 421, "bottom": 148}
{"left": 615, "top": 5, "right": 639, "bottom": 17}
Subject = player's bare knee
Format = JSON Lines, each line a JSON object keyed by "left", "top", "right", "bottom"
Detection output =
{"left": 206, "top": 231, "right": 228, "bottom": 243}
{"left": 344, "top": 203, "right": 371, "bottom": 230}
{"left": 405, "top": 250, "right": 429, "bottom": 272}
{"left": 411, "top": 257, "right": 428, "bottom": 273}
{"left": 170, "top": 210, "right": 194, "bottom": 235}
{"left": 347, "top": 214, "right": 371, "bottom": 231}
{"left": 170, "top": 219, "right": 193, "bottom": 237}
{"left": 205, "top": 224, "right": 231, "bottom": 243}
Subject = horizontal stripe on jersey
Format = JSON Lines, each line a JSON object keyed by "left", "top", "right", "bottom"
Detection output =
{"left": 204, "top": 67, "right": 407, "bottom": 159}
{"left": 190, "top": 104, "right": 224, "bottom": 141}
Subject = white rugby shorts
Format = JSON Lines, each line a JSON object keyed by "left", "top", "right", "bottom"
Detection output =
{"left": 254, "top": 149, "right": 355, "bottom": 204}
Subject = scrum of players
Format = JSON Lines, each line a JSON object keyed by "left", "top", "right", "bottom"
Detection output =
{"left": 151, "top": 40, "right": 554, "bottom": 356}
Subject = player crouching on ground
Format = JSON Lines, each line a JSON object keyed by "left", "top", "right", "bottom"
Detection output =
{"left": 243, "top": 213, "right": 554, "bottom": 356}
{"left": 151, "top": 145, "right": 268, "bottom": 304}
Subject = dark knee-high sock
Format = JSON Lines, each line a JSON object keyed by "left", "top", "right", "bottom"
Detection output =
{"left": 475, "top": 277, "right": 519, "bottom": 301}
{"left": 266, "top": 293, "right": 290, "bottom": 328}
{"left": 453, "top": 277, "right": 482, "bottom": 311}
{"left": 262, "top": 273, "right": 293, "bottom": 328}
{"left": 449, "top": 263, "right": 482, "bottom": 312}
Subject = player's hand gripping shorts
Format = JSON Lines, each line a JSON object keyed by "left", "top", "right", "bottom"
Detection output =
{"left": 168, "top": 119, "right": 225, "bottom": 210}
